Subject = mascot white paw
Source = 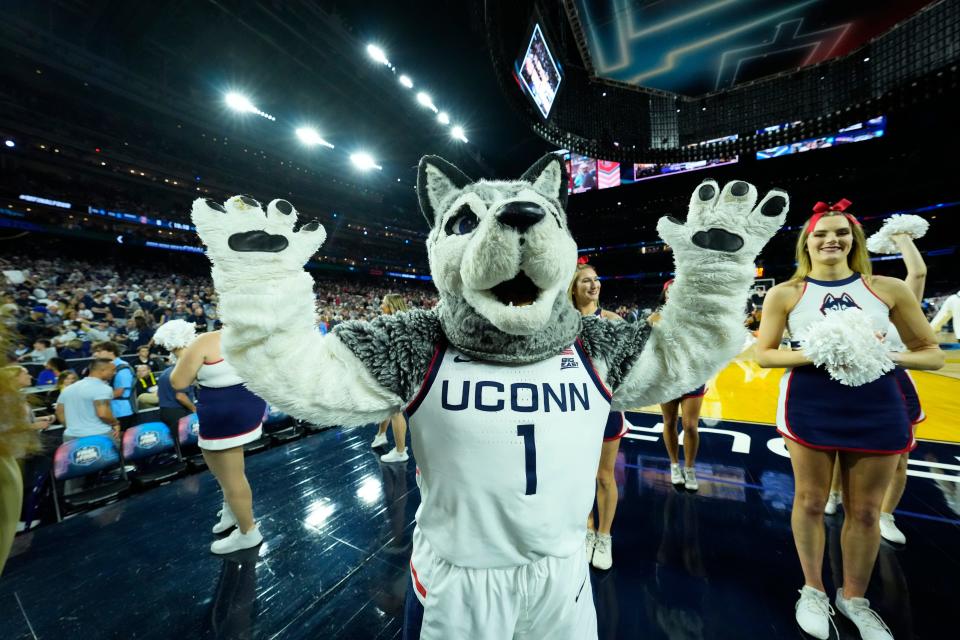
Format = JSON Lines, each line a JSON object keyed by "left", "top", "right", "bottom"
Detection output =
{"left": 191, "top": 195, "right": 327, "bottom": 286}
{"left": 656, "top": 179, "right": 788, "bottom": 269}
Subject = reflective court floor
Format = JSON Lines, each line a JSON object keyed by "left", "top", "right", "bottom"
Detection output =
{"left": 2, "top": 409, "right": 957, "bottom": 640}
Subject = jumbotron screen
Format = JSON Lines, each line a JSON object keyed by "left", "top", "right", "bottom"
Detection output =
{"left": 515, "top": 24, "right": 563, "bottom": 118}
{"left": 557, "top": 150, "right": 737, "bottom": 194}
{"left": 757, "top": 116, "right": 886, "bottom": 160}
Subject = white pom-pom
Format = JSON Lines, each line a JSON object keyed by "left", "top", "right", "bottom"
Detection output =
{"left": 866, "top": 214, "right": 929, "bottom": 254}
{"left": 153, "top": 319, "right": 198, "bottom": 350}
{"left": 797, "top": 308, "right": 894, "bottom": 386}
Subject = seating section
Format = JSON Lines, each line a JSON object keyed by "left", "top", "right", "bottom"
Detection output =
{"left": 264, "top": 406, "right": 303, "bottom": 443}
{"left": 51, "top": 435, "right": 130, "bottom": 514}
{"left": 121, "top": 422, "right": 186, "bottom": 485}
{"left": 39, "top": 416, "right": 338, "bottom": 524}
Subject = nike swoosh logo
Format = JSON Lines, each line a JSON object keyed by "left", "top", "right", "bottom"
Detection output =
{"left": 453, "top": 356, "right": 474, "bottom": 363}
{"left": 575, "top": 575, "right": 587, "bottom": 602}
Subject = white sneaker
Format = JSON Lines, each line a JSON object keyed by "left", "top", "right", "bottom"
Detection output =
{"left": 380, "top": 448, "right": 409, "bottom": 463}
{"left": 211, "top": 523, "right": 263, "bottom": 555}
{"left": 795, "top": 586, "right": 835, "bottom": 640}
{"left": 585, "top": 529, "right": 596, "bottom": 561}
{"left": 824, "top": 491, "right": 842, "bottom": 515}
{"left": 212, "top": 502, "right": 237, "bottom": 534}
{"left": 591, "top": 533, "right": 613, "bottom": 570}
{"left": 370, "top": 432, "right": 388, "bottom": 448}
{"left": 16, "top": 520, "right": 41, "bottom": 533}
{"left": 836, "top": 588, "right": 893, "bottom": 640}
{"left": 683, "top": 467, "right": 699, "bottom": 491}
{"left": 670, "top": 463, "right": 684, "bottom": 485}
{"left": 879, "top": 512, "right": 906, "bottom": 545}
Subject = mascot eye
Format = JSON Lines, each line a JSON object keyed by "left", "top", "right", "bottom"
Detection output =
{"left": 445, "top": 205, "right": 480, "bottom": 236}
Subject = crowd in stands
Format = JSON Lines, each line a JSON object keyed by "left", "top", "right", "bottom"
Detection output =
{"left": 2, "top": 248, "right": 952, "bottom": 377}
{"left": 0, "top": 253, "right": 443, "bottom": 374}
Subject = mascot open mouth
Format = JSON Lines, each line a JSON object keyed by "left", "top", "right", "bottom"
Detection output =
{"left": 489, "top": 272, "right": 541, "bottom": 307}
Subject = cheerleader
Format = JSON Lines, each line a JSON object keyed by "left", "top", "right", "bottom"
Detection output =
{"left": 655, "top": 280, "right": 705, "bottom": 491}
{"left": 171, "top": 328, "right": 267, "bottom": 554}
{"left": 826, "top": 217, "right": 929, "bottom": 547}
{"left": 756, "top": 203, "right": 942, "bottom": 640}
{"left": 370, "top": 294, "right": 410, "bottom": 463}
{"left": 571, "top": 262, "right": 627, "bottom": 570}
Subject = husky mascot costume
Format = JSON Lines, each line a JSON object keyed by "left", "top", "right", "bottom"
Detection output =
{"left": 192, "top": 153, "right": 788, "bottom": 639}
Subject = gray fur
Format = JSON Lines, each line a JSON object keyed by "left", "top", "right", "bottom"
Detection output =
{"left": 417, "top": 156, "right": 473, "bottom": 227}
{"left": 440, "top": 294, "right": 583, "bottom": 364}
{"left": 333, "top": 309, "right": 443, "bottom": 402}
{"left": 578, "top": 315, "right": 652, "bottom": 389}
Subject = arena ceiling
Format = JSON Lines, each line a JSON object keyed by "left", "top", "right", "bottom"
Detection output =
{"left": 0, "top": 0, "right": 551, "bottom": 186}
{"left": 570, "top": 0, "right": 936, "bottom": 97}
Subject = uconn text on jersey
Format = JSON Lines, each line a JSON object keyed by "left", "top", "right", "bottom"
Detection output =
{"left": 440, "top": 380, "right": 592, "bottom": 413}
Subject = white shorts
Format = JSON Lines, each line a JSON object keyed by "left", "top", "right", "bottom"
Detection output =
{"left": 406, "top": 526, "right": 597, "bottom": 640}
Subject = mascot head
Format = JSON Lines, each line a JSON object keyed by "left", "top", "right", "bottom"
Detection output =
{"left": 418, "top": 153, "right": 579, "bottom": 340}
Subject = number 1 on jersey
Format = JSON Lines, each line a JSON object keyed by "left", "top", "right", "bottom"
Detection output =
{"left": 517, "top": 424, "right": 537, "bottom": 495}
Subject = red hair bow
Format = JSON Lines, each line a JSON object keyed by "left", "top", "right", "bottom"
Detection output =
{"left": 577, "top": 255, "right": 590, "bottom": 264}
{"left": 812, "top": 199, "right": 852, "bottom": 213}
{"left": 807, "top": 198, "right": 859, "bottom": 233}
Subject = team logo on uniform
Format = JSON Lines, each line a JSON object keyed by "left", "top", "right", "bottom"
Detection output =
{"left": 560, "top": 347, "right": 578, "bottom": 370}
{"left": 73, "top": 446, "right": 101, "bottom": 465}
{"left": 820, "top": 293, "right": 861, "bottom": 315}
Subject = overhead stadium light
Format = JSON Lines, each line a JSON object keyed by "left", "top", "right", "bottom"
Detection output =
{"left": 349, "top": 152, "right": 382, "bottom": 171}
{"left": 224, "top": 91, "right": 276, "bottom": 121}
{"left": 3, "top": 140, "right": 14, "bottom": 148}
{"left": 451, "top": 126, "right": 468, "bottom": 143}
{"left": 295, "top": 127, "right": 335, "bottom": 148}
{"left": 225, "top": 92, "right": 255, "bottom": 112}
{"left": 437, "top": 112, "right": 450, "bottom": 125}
{"left": 366, "top": 44, "right": 390, "bottom": 66}
{"left": 416, "top": 92, "right": 438, "bottom": 113}
{"left": 399, "top": 75, "right": 414, "bottom": 89}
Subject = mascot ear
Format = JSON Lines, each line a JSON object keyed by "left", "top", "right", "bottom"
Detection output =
{"left": 521, "top": 153, "right": 568, "bottom": 209}
{"left": 417, "top": 155, "right": 473, "bottom": 228}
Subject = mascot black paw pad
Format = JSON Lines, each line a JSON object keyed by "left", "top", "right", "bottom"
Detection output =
{"left": 205, "top": 199, "right": 226, "bottom": 213}
{"left": 761, "top": 195, "right": 787, "bottom": 217}
{"left": 228, "top": 230, "right": 289, "bottom": 253}
{"left": 692, "top": 228, "right": 744, "bottom": 252}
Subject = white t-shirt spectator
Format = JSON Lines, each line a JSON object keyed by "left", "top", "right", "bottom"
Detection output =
{"left": 57, "top": 377, "right": 114, "bottom": 437}
{"left": 78, "top": 308, "right": 94, "bottom": 320}
{"left": 82, "top": 325, "right": 110, "bottom": 342}
{"left": 24, "top": 346, "right": 58, "bottom": 363}
{"left": 53, "top": 329, "right": 78, "bottom": 346}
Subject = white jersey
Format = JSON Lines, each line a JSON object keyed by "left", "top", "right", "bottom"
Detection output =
{"left": 787, "top": 273, "right": 890, "bottom": 337}
{"left": 407, "top": 341, "right": 611, "bottom": 569}
{"left": 196, "top": 358, "right": 244, "bottom": 388}
{"left": 884, "top": 322, "right": 907, "bottom": 353}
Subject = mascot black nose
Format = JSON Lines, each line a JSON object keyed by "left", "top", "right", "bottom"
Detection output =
{"left": 496, "top": 201, "right": 545, "bottom": 233}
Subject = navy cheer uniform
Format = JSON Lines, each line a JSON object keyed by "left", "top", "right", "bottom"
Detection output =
{"left": 776, "top": 273, "right": 912, "bottom": 454}
{"left": 195, "top": 358, "right": 266, "bottom": 450}
{"left": 883, "top": 322, "right": 925, "bottom": 430}
{"left": 681, "top": 385, "right": 707, "bottom": 399}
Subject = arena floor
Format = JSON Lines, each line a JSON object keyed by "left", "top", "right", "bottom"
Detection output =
{"left": 2, "top": 408, "right": 957, "bottom": 639}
